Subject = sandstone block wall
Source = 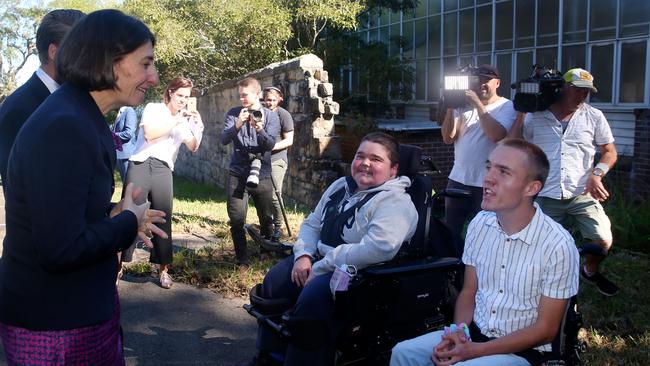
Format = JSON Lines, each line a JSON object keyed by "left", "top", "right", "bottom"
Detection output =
{"left": 174, "top": 54, "right": 342, "bottom": 208}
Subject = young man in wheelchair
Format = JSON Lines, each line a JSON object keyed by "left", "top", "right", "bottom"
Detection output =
{"left": 391, "top": 138, "right": 580, "bottom": 366}
{"left": 244, "top": 132, "right": 418, "bottom": 365}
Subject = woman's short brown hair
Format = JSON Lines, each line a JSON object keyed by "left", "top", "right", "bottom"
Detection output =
{"left": 164, "top": 77, "right": 193, "bottom": 104}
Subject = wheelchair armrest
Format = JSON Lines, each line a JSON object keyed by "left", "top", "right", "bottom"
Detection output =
{"left": 362, "top": 257, "right": 461, "bottom": 276}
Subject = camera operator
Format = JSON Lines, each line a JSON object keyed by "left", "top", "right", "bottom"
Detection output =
{"left": 508, "top": 68, "right": 619, "bottom": 296}
{"left": 440, "top": 64, "right": 517, "bottom": 247}
{"left": 220, "top": 77, "right": 280, "bottom": 266}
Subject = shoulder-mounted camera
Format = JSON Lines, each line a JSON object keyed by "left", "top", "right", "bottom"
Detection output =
{"left": 511, "top": 65, "right": 564, "bottom": 112}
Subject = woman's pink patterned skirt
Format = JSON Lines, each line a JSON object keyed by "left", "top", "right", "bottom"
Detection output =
{"left": 0, "top": 293, "right": 123, "bottom": 366}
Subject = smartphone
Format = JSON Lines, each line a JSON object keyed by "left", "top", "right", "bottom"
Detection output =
{"left": 187, "top": 97, "right": 197, "bottom": 113}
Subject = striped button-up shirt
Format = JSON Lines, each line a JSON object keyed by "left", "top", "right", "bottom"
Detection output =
{"left": 523, "top": 103, "right": 614, "bottom": 199}
{"left": 462, "top": 204, "right": 580, "bottom": 352}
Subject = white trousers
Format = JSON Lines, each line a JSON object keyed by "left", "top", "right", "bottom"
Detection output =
{"left": 390, "top": 330, "right": 530, "bottom": 366}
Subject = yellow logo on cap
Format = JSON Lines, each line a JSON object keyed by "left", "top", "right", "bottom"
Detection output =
{"left": 579, "top": 71, "right": 593, "bottom": 81}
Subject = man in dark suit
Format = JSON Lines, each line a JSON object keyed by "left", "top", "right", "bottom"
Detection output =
{"left": 0, "top": 9, "right": 84, "bottom": 189}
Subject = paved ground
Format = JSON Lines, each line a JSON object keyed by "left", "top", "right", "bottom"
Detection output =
{"left": 0, "top": 188, "right": 258, "bottom": 365}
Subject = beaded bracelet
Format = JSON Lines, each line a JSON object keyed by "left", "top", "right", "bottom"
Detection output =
{"left": 443, "top": 322, "right": 471, "bottom": 341}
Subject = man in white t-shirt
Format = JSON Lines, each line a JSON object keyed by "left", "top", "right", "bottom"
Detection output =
{"left": 440, "top": 65, "right": 517, "bottom": 251}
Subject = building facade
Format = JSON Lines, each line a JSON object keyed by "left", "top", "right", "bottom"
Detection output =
{"left": 346, "top": 0, "right": 650, "bottom": 156}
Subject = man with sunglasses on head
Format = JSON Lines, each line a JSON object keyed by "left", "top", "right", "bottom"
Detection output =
{"left": 440, "top": 64, "right": 517, "bottom": 250}
{"left": 509, "top": 68, "right": 619, "bottom": 296}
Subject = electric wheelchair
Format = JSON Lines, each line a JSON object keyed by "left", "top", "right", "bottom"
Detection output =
{"left": 244, "top": 144, "right": 586, "bottom": 366}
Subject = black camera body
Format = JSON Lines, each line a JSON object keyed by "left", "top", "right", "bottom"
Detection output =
{"left": 441, "top": 65, "right": 480, "bottom": 109}
{"left": 249, "top": 108, "right": 263, "bottom": 124}
{"left": 512, "top": 65, "right": 564, "bottom": 112}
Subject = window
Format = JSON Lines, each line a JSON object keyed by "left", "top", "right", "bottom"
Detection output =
{"left": 379, "top": 26, "right": 389, "bottom": 46}
{"left": 460, "top": 0, "right": 474, "bottom": 8}
{"left": 368, "top": 9, "right": 378, "bottom": 28}
{"left": 537, "top": 0, "right": 559, "bottom": 46}
{"left": 495, "top": 1, "right": 514, "bottom": 50}
{"left": 380, "top": 8, "right": 390, "bottom": 26}
{"left": 516, "top": 0, "right": 535, "bottom": 48}
{"left": 428, "top": 15, "right": 442, "bottom": 57}
{"left": 459, "top": 8, "right": 475, "bottom": 54}
{"left": 415, "top": 19, "right": 428, "bottom": 59}
{"left": 476, "top": 54, "right": 492, "bottom": 66}
{"left": 460, "top": 55, "right": 474, "bottom": 66}
{"left": 444, "top": 55, "right": 459, "bottom": 73}
{"left": 416, "top": 0, "right": 428, "bottom": 18}
{"left": 620, "top": 0, "right": 650, "bottom": 37}
{"left": 390, "top": 24, "right": 400, "bottom": 57}
{"left": 516, "top": 51, "right": 534, "bottom": 80}
{"left": 536, "top": 47, "right": 559, "bottom": 69}
{"left": 428, "top": 58, "right": 442, "bottom": 101}
{"left": 429, "top": 0, "right": 442, "bottom": 14}
{"left": 590, "top": 44, "right": 614, "bottom": 103}
{"left": 369, "top": 28, "right": 378, "bottom": 43}
{"left": 476, "top": 4, "right": 492, "bottom": 52}
{"left": 619, "top": 40, "right": 647, "bottom": 103}
{"left": 563, "top": 0, "right": 587, "bottom": 42}
{"left": 496, "top": 53, "right": 513, "bottom": 99}
{"left": 416, "top": 61, "right": 427, "bottom": 99}
{"left": 443, "top": 11, "right": 458, "bottom": 55}
{"left": 590, "top": 0, "right": 617, "bottom": 40}
{"left": 445, "top": 0, "right": 458, "bottom": 11}
{"left": 403, "top": 20, "right": 414, "bottom": 59}
{"left": 562, "top": 45, "right": 586, "bottom": 71}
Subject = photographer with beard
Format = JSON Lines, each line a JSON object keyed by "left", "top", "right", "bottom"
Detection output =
{"left": 440, "top": 65, "right": 516, "bottom": 247}
{"left": 220, "top": 77, "right": 280, "bottom": 266}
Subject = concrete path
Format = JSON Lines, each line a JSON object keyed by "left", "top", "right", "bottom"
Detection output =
{"left": 0, "top": 188, "right": 258, "bottom": 365}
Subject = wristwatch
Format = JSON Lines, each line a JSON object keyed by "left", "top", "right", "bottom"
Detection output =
{"left": 592, "top": 168, "right": 605, "bottom": 177}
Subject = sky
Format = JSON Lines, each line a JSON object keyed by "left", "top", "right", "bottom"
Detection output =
{"left": 16, "top": 55, "right": 40, "bottom": 86}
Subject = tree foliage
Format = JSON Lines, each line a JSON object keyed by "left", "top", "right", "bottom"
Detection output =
{"left": 0, "top": 0, "right": 47, "bottom": 101}
{"left": 122, "top": 0, "right": 293, "bottom": 94}
{"left": 48, "top": 0, "right": 118, "bottom": 13}
{"left": 280, "top": 0, "right": 365, "bottom": 51}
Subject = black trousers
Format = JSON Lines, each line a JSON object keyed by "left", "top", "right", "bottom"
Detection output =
{"left": 121, "top": 158, "right": 173, "bottom": 265}
{"left": 227, "top": 174, "right": 274, "bottom": 264}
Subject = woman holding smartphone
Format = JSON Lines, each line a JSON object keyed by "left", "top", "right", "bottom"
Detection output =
{"left": 122, "top": 77, "right": 204, "bottom": 289}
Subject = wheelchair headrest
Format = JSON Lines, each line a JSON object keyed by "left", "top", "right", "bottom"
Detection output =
{"left": 398, "top": 144, "right": 422, "bottom": 177}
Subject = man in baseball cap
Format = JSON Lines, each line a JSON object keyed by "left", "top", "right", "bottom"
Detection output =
{"left": 509, "top": 67, "right": 619, "bottom": 296}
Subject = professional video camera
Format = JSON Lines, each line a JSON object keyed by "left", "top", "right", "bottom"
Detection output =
{"left": 511, "top": 65, "right": 564, "bottom": 112}
{"left": 246, "top": 153, "right": 262, "bottom": 188}
{"left": 441, "top": 65, "right": 480, "bottom": 109}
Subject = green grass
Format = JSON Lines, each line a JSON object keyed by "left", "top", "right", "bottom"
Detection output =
{"left": 115, "top": 174, "right": 650, "bottom": 365}
{"left": 113, "top": 173, "right": 307, "bottom": 297}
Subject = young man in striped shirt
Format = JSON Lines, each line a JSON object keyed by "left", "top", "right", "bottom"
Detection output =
{"left": 390, "top": 139, "right": 579, "bottom": 366}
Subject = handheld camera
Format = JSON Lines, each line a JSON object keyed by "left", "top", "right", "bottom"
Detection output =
{"left": 441, "top": 65, "right": 480, "bottom": 109}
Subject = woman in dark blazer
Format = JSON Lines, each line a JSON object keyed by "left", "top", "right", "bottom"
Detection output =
{"left": 0, "top": 10, "right": 164, "bottom": 365}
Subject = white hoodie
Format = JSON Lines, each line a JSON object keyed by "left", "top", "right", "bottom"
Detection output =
{"left": 293, "top": 176, "right": 418, "bottom": 276}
